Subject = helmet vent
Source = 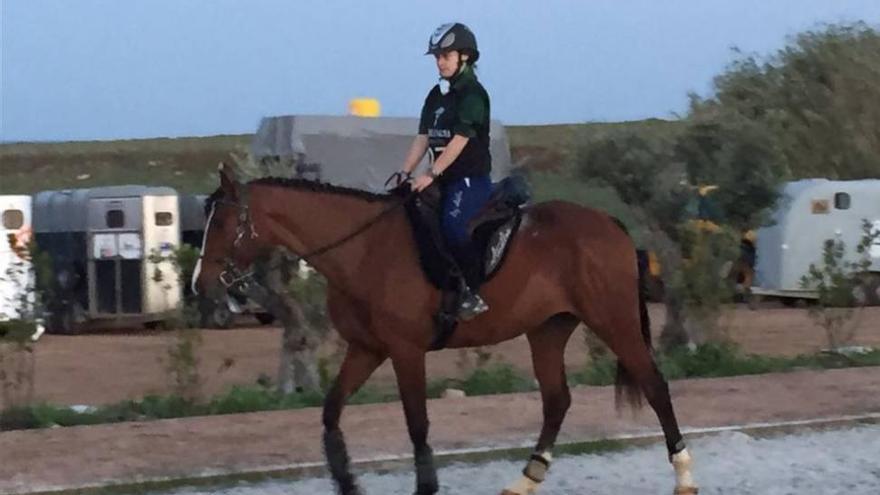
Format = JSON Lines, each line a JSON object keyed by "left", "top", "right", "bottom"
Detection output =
{"left": 431, "top": 23, "right": 455, "bottom": 46}
{"left": 440, "top": 33, "right": 455, "bottom": 48}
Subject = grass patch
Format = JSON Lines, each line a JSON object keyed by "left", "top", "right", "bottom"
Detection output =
{"left": 0, "top": 363, "right": 534, "bottom": 432}
{"left": 3, "top": 347, "right": 878, "bottom": 432}
{"left": 573, "top": 342, "right": 880, "bottom": 386}
{"left": 427, "top": 363, "right": 536, "bottom": 398}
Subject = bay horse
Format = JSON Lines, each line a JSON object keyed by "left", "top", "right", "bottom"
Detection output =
{"left": 193, "top": 165, "right": 698, "bottom": 495}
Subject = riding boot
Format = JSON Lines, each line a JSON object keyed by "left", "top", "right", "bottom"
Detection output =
{"left": 458, "top": 285, "right": 489, "bottom": 321}
{"left": 454, "top": 244, "right": 489, "bottom": 321}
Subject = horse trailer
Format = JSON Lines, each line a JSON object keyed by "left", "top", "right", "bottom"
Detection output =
{"left": 1, "top": 196, "right": 35, "bottom": 319}
{"left": 251, "top": 114, "right": 514, "bottom": 192}
{"left": 33, "top": 186, "right": 182, "bottom": 333}
{"left": 751, "top": 179, "right": 880, "bottom": 304}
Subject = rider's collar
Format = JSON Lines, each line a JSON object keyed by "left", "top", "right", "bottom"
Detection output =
{"left": 439, "top": 64, "right": 474, "bottom": 95}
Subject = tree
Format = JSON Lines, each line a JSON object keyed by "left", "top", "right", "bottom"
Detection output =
{"left": 576, "top": 22, "right": 880, "bottom": 349}
{"left": 245, "top": 251, "right": 326, "bottom": 394}
{"left": 231, "top": 152, "right": 326, "bottom": 393}
{"left": 0, "top": 239, "right": 46, "bottom": 411}
{"left": 690, "top": 23, "right": 880, "bottom": 180}
{"left": 576, "top": 127, "right": 780, "bottom": 350}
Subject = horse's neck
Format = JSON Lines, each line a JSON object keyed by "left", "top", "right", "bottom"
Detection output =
{"left": 253, "top": 184, "right": 391, "bottom": 288}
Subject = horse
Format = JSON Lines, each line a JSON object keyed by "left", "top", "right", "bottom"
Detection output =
{"left": 192, "top": 164, "right": 698, "bottom": 495}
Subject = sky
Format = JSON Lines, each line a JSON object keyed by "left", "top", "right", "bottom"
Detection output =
{"left": 1, "top": 0, "right": 879, "bottom": 142}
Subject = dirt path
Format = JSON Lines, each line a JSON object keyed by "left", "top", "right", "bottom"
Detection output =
{"left": 26, "top": 305, "right": 880, "bottom": 406}
{"left": 2, "top": 367, "right": 879, "bottom": 494}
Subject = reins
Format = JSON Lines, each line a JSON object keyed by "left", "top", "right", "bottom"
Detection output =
{"left": 212, "top": 184, "right": 417, "bottom": 290}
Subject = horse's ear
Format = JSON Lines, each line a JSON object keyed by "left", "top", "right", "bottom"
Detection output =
{"left": 218, "top": 162, "right": 239, "bottom": 198}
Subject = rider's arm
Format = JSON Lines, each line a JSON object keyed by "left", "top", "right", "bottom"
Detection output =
{"left": 430, "top": 135, "right": 469, "bottom": 175}
{"left": 431, "top": 90, "right": 483, "bottom": 176}
{"left": 402, "top": 135, "right": 429, "bottom": 174}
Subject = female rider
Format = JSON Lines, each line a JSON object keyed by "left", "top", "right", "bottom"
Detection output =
{"left": 399, "top": 22, "right": 492, "bottom": 320}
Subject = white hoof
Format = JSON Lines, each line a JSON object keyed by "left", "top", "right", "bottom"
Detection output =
{"left": 501, "top": 476, "right": 539, "bottom": 495}
{"left": 671, "top": 448, "right": 698, "bottom": 494}
{"left": 502, "top": 451, "right": 552, "bottom": 495}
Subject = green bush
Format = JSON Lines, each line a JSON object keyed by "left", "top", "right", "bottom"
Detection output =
{"left": 459, "top": 363, "right": 535, "bottom": 396}
{"left": 571, "top": 357, "right": 618, "bottom": 386}
{"left": 575, "top": 343, "right": 798, "bottom": 386}
{"left": 657, "top": 342, "right": 786, "bottom": 379}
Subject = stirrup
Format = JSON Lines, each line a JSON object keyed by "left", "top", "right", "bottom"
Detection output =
{"left": 458, "top": 290, "right": 489, "bottom": 321}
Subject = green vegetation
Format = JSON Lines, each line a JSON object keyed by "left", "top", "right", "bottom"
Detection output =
{"left": 573, "top": 342, "right": 880, "bottom": 387}
{"left": 0, "top": 134, "right": 250, "bottom": 194}
{"left": 800, "top": 221, "right": 880, "bottom": 350}
{"left": 3, "top": 344, "right": 878, "bottom": 432}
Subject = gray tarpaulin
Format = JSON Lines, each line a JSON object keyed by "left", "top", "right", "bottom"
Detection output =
{"left": 251, "top": 115, "right": 512, "bottom": 192}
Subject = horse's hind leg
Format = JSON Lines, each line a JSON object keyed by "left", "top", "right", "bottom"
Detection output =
{"left": 589, "top": 313, "right": 698, "bottom": 494}
{"left": 323, "top": 343, "right": 386, "bottom": 495}
{"left": 501, "top": 314, "right": 578, "bottom": 495}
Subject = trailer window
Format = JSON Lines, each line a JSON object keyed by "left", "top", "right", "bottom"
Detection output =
{"left": 106, "top": 209, "right": 125, "bottom": 228}
{"left": 2, "top": 209, "right": 24, "bottom": 229}
{"left": 834, "top": 192, "right": 851, "bottom": 210}
{"left": 811, "top": 199, "right": 830, "bottom": 214}
{"left": 155, "top": 212, "right": 174, "bottom": 226}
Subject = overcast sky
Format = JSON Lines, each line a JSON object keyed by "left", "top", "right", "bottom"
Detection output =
{"left": 2, "top": 0, "right": 878, "bottom": 141}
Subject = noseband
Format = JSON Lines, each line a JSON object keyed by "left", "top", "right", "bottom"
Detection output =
{"left": 214, "top": 198, "right": 259, "bottom": 290}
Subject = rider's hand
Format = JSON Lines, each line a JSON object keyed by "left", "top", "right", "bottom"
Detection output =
{"left": 385, "top": 170, "right": 412, "bottom": 189}
{"left": 412, "top": 174, "right": 434, "bottom": 192}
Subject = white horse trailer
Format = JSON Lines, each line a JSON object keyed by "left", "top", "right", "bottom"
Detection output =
{"left": 751, "top": 179, "right": 880, "bottom": 304}
{"left": 1, "top": 196, "right": 33, "bottom": 319}
{"left": 33, "top": 186, "right": 182, "bottom": 333}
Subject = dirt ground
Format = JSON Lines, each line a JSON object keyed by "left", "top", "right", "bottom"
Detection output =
{"left": 24, "top": 304, "right": 880, "bottom": 406}
{"left": 2, "top": 367, "right": 879, "bottom": 494}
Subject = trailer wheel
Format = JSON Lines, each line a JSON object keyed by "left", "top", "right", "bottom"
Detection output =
{"left": 780, "top": 297, "right": 806, "bottom": 308}
{"left": 868, "top": 274, "right": 880, "bottom": 306}
{"left": 199, "top": 300, "right": 234, "bottom": 329}
{"left": 254, "top": 312, "right": 276, "bottom": 325}
{"left": 853, "top": 273, "right": 880, "bottom": 306}
{"left": 47, "top": 306, "right": 76, "bottom": 335}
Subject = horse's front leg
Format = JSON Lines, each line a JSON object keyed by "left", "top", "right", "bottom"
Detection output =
{"left": 390, "top": 347, "right": 438, "bottom": 495}
{"left": 323, "top": 343, "right": 386, "bottom": 495}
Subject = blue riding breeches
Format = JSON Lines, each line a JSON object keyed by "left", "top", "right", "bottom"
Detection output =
{"left": 439, "top": 175, "right": 492, "bottom": 290}
{"left": 440, "top": 175, "right": 493, "bottom": 248}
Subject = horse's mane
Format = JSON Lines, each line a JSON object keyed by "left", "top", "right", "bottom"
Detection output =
{"left": 205, "top": 176, "right": 393, "bottom": 214}
{"left": 251, "top": 177, "right": 392, "bottom": 203}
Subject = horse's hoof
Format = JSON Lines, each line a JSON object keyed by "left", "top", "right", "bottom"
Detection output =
{"left": 674, "top": 487, "right": 699, "bottom": 495}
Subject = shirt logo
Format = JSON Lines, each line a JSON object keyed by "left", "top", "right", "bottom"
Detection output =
{"left": 433, "top": 107, "right": 445, "bottom": 127}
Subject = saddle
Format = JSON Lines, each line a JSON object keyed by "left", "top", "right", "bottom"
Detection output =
{"left": 400, "top": 175, "right": 530, "bottom": 349}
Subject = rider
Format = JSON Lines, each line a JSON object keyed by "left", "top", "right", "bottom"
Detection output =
{"left": 400, "top": 22, "right": 492, "bottom": 320}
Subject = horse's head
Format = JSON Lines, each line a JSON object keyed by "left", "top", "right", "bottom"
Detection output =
{"left": 191, "top": 163, "right": 268, "bottom": 298}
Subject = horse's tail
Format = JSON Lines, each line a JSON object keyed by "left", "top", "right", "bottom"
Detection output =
{"left": 612, "top": 224, "right": 653, "bottom": 411}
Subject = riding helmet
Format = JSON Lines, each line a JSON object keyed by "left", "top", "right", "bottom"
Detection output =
{"left": 425, "top": 22, "right": 479, "bottom": 62}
